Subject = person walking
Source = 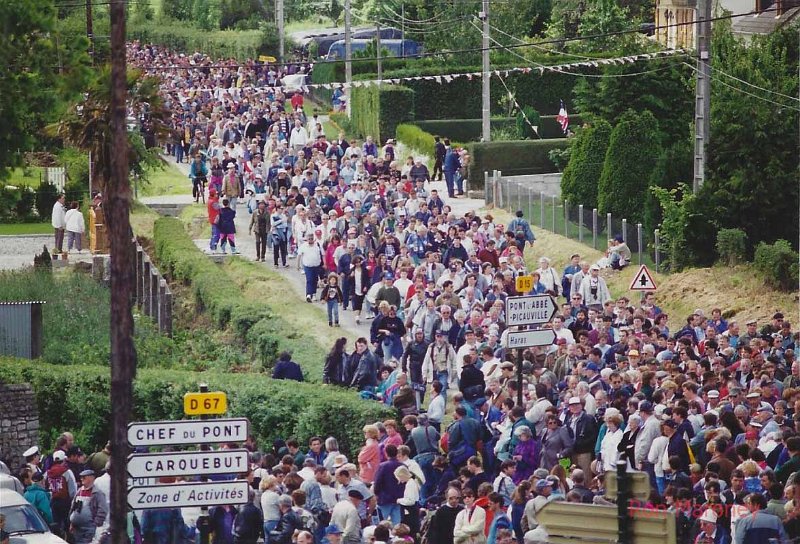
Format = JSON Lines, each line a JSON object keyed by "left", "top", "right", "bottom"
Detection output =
{"left": 69, "top": 470, "right": 107, "bottom": 544}
{"left": 51, "top": 194, "right": 66, "bottom": 257}
{"left": 249, "top": 200, "right": 270, "bottom": 262}
{"left": 64, "top": 202, "right": 85, "bottom": 253}
{"left": 218, "top": 199, "right": 239, "bottom": 254}
{"left": 320, "top": 273, "right": 344, "bottom": 327}
{"left": 270, "top": 205, "right": 289, "bottom": 268}
{"left": 207, "top": 189, "right": 222, "bottom": 253}
{"left": 298, "top": 233, "right": 323, "bottom": 302}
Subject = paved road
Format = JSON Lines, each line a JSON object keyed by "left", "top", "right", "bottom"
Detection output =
{"left": 0, "top": 234, "right": 95, "bottom": 271}
{"left": 151, "top": 156, "right": 486, "bottom": 340}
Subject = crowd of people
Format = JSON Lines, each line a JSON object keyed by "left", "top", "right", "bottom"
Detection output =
{"left": 8, "top": 41, "right": 797, "bottom": 544}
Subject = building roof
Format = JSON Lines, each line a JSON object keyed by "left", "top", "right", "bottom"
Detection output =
{"left": 732, "top": 5, "right": 800, "bottom": 38}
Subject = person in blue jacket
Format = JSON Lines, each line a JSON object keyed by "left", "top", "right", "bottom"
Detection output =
{"left": 272, "top": 351, "right": 304, "bottom": 381}
{"left": 443, "top": 141, "right": 462, "bottom": 198}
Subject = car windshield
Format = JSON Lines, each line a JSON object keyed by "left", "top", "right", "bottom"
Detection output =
{"left": 0, "top": 503, "right": 49, "bottom": 534}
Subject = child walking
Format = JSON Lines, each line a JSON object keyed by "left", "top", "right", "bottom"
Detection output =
{"left": 218, "top": 198, "right": 239, "bottom": 254}
{"left": 320, "top": 273, "right": 343, "bottom": 327}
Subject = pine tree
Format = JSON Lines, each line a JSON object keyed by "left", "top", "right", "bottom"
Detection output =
{"left": 560, "top": 119, "right": 611, "bottom": 209}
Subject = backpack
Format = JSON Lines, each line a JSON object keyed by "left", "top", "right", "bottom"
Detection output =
{"left": 297, "top": 508, "right": 317, "bottom": 534}
{"left": 46, "top": 464, "right": 70, "bottom": 501}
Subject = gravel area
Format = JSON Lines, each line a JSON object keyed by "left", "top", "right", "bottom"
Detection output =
{"left": 0, "top": 234, "right": 94, "bottom": 271}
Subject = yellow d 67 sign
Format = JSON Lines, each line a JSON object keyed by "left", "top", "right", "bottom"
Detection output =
{"left": 184, "top": 392, "right": 227, "bottom": 416}
{"left": 515, "top": 275, "right": 533, "bottom": 293}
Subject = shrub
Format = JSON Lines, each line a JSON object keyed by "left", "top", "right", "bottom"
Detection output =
{"left": 597, "top": 110, "right": 659, "bottom": 224}
{"left": 35, "top": 182, "right": 59, "bottom": 222}
{"left": 753, "top": 239, "right": 799, "bottom": 291}
{"left": 516, "top": 106, "right": 541, "bottom": 140}
{"left": 716, "top": 228, "right": 748, "bottom": 266}
{"left": 411, "top": 116, "right": 581, "bottom": 142}
{"left": 466, "top": 139, "right": 568, "bottom": 187}
{"left": 0, "top": 359, "right": 394, "bottom": 459}
{"left": 350, "top": 85, "right": 413, "bottom": 143}
{"left": 560, "top": 119, "right": 611, "bottom": 209}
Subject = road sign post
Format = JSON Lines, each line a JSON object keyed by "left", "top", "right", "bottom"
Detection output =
{"left": 629, "top": 264, "right": 657, "bottom": 291}
{"left": 505, "top": 329, "right": 556, "bottom": 350}
{"left": 515, "top": 275, "right": 533, "bottom": 294}
{"left": 128, "top": 418, "right": 249, "bottom": 447}
{"left": 505, "top": 295, "right": 557, "bottom": 327}
{"left": 184, "top": 391, "right": 228, "bottom": 416}
{"left": 127, "top": 449, "right": 249, "bottom": 479}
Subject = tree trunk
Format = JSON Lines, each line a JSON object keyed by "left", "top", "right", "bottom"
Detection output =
{"left": 108, "top": 2, "right": 135, "bottom": 543}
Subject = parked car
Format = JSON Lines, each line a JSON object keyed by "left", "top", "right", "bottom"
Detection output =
{"left": 0, "top": 489, "right": 67, "bottom": 543}
{"left": 0, "top": 472, "right": 24, "bottom": 493}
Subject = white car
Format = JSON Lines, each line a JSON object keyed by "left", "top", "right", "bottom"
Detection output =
{"left": 0, "top": 489, "right": 67, "bottom": 543}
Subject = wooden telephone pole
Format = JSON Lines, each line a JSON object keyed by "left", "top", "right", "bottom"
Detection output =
{"left": 108, "top": 0, "right": 137, "bottom": 542}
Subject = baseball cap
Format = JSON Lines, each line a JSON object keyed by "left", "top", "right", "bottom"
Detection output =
{"left": 628, "top": 350, "right": 640, "bottom": 357}
{"left": 638, "top": 401, "right": 654, "bottom": 413}
{"left": 435, "top": 330, "right": 445, "bottom": 336}
{"left": 53, "top": 450, "right": 67, "bottom": 462}
{"left": 568, "top": 397, "right": 581, "bottom": 405}
{"left": 79, "top": 469, "right": 95, "bottom": 478}
{"left": 535, "top": 479, "right": 552, "bottom": 491}
{"left": 348, "top": 489, "right": 365, "bottom": 500}
{"left": 324, "top": 525, "right": 343, "bottom": 536}
{"left": 586, "top": 362, "right": 599, "bottom": 372}
{"left": 707, "top": 390, "right": 720, "bottom": 398}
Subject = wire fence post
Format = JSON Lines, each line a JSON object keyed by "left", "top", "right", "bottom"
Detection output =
{"left": 551, "top": 194, "right": 556, "bottom": 233}
{"left": 606, "top": 213, "right": 612, "bottom": 248}
{"left": 637, "top": 223, "right": 643, "bottom": 265}
{"left": 564, "top": 200, "right": 569, "bottom": 238}
{"left": 654, "top": 229, "right": 661, "bottom": 273}
{"left": 484, "top": 171, "right": 490, "bottom": 205}
{"left": 578, "top": 204, "right": 584, "bottom": 243}
{"left": 592, "top": 208, "right": 598, "bottom": 249}
{"left": 518, "top": 183, "right": 523, "bottom": 214}
{"left": 622, "top": 218, "right": 628, "bottom": 244}
{"left": 540, "top": 192, "right": 545, "bottom": 230}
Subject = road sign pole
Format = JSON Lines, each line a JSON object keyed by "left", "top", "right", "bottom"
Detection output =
{"left": 515, "top": 349, "right": 523, "bottom": 407}
{"left": 197, "top": 383, "right": 211, "bottom": 544}
{"left": 617, "top": 460, "right": 632, "bottom": 544}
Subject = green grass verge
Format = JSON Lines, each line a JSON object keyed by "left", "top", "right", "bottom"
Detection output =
{"left": 6, "top": 167, "right": 44, "bottom": 188}
{"left": 0, "top": 222, "right": 52, "bottom": 235}
{"left": 139, "top": 160, "right": 191, "bottom": 197}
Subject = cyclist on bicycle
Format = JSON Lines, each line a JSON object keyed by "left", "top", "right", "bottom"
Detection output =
{"left": 189, "top": 153, "right": 208, "bottom": 203}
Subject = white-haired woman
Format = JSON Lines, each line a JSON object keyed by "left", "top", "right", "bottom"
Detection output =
{"left": 599, "top": 411, "right": 624, "bottom": 473}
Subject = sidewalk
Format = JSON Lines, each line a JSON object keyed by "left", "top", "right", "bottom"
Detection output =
{"left": 152, "top": 155, "right": 486, "bottom": 339}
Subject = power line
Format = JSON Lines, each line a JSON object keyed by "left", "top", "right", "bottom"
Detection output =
{"left": 682, "top": 62, "right": 800, "bottom": 111}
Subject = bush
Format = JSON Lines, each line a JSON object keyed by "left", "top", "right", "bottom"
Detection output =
{"left": 597, "top": 110, "right": 659, "bottom": 224}
{"left": 466, "top": 139, "right": 568, "bottom": 187}
{"left": 350, "top": 85, "right": 413, "bottom": 143}
{"left": 35, "top": 182, "right": 59, "bottom": 222}
{"left": 560, "top": 119, "right": 611, "bottom": 209}
{"left": 0, "top": 185, "right": 37, "bottom": 222}
{"left": 0, "top": 359, "right": 394, "bottom": 459}
{"left": 716, "top": 228, "right": 748, "bottom": 266}
{"left": 754, "top": 239, "right": 799, "bottom": 291}
{"left": 516, "top": 106, "right": 541, "bottom": 140}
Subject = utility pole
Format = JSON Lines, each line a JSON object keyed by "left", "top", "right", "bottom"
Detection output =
{"left": 345, "top": 0, "right": 352, "bottom": 117}
{"left": 276, "top": 0, "right": 285, "bottom": 62}
{"left": 693, "top": 0, "right": 711, "bottom": 192}
{"left": 108, "top": 0, "right": 136, "bottom": 542}
{"left": 480, "top": 0, "right": 491, "bottom": 142}
{"left": 86, "top": 0, "right": 94, "bottom": 63}
{"left": 376, "top": 21, "right": 382, "bottom": 84}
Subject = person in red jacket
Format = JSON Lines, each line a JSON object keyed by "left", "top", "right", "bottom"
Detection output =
{"left": 207, "top": 189, "right": 221, "bottom": 253}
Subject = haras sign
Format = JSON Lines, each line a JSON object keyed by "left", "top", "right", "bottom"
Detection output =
{"left": 128, "top": 480, "right": 249, "bottom": 510}
{"left": 505, "top": 295, "right": 558, "bottom": 327}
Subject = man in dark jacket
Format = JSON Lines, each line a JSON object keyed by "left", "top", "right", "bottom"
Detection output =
{"left": 401, "top": 330, "right": 429, "bottom": 407}
{"left": 270, "top": 495, "right": 302, "bottom": 544}
{"left": 350, "top": 339, "right": 379, "bottom": 392}
{"left": 564, "top": 396, "right": 598, "bottom": 477}
{"left": 372, "top": 444, "right": 405, "bottom": 524}
{"left": 233, "top": 489, "right": 263, "bottom": 544}
{"left": 447, "top": 407, "right": 483, "bottom": 468}
{"left": 426, "top": 487, "right": 463, "bottom": 544}
{"left": 459, "top": 354, "right": 486, "bottom": 404}
{"left": 272, "top": 352, "right": 304, "bottom": 381}
{"left": 433, "top": 136, "right": 446, "bottom": 181}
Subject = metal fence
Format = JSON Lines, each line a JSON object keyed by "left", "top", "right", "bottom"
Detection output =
{"left": 486, "top": 171, "right": 664, "bottom": 272}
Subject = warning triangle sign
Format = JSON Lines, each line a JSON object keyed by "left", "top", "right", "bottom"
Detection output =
{"left": 629, "top": 264, "right": 657, "bottom": 291}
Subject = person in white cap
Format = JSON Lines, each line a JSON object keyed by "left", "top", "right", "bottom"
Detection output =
{"left": 694, "top": 508, "right": 730, "bottom": 544}
{"left": 564, "top": 396, "right": 599, "bottom": 477}
{"left": 578, "top": 264, "right": 611, "bottom": 311}
{"left": 23, "top": 446, "right": 42, "bottom": 477}
{"left": 46, "top": 449, "right": 77, "bottom": 537}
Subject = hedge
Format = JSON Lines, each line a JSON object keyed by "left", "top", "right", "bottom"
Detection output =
{"left": 0, "top": 359, "right": 393, "bottom": 460}
{"left": 753, "top": 239, "right": 799, "bottom": 291}
{"left": 153, "top": 217, "right": 329, "bottom": 381}
{"left": 466, "top": 140, "right": 569, "bottom": 186}
{"left": 396, "top": 124, "right": 465, "bottom": 157}
{"left": 412, "top": 115, "right": 583, "bottom": 142}
{"left": 350, "top": 85, "right": 414, "bottom": 144}
{"left": 128, "top": 21, "right": 279, "bottom": 60}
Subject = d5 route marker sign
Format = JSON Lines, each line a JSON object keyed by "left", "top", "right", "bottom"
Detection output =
{"left": 127, "top": 418, "right": 249, "bottom": 447}
{"left": 505, "top": 329, "right": 557, "bottom": 350}
{"left": 515, "top": 275, "right": 533, "bottom": 294}
{"left": 505, "top": 295, "right": 558, "bottom": 327}
{"left": 629, "top": 264, "right": 657, "bottom": 291}
{"left": 127, "top": 449, "right": 249, "bottom": 479}
{"left": 184, "top": 391, "right": 227, "bottom": 416}
{"left": 128, "top": 480, "right": 249, "bottom": 510}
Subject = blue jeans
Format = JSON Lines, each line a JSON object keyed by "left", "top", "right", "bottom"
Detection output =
{"left": 175, "top": 144, "right": 184, "bottom": 163}
{"left": 304, "top": 265, "right": 319, "bottom": 298}
{"left": 435, "top": 370, "right": 449, "bottom": 395}
{"left": 381, "top": 334, "right": 403, "bottom": 362}
{"left": 341, "top": 277, "right": 352, "bottom": 309}
{"left": 415, "top": 452, "right": 437, "bottom": 505}
{"left": 263, "top": 520, "right": 279, "bottom": 543}
{"left": 327, "top": 299, "right": 339, "bottom": 324}
{"left": 444, "top": 171, "right": 455, "bottom": 197}
{"left": 378, "top": 503, "right": 401, "bottom": 525}
{"left": 209, "top": 224, "right": 220, "bottom": 250}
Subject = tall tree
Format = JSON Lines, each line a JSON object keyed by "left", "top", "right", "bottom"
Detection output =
{"left": 560, "top": 119, "right": 612, "bottom": 209}
{"left": 597, "top": 109, "right": 659, "bottom": 224}
{"left": 0, "top": 0, "right": 89, "bottom": 177}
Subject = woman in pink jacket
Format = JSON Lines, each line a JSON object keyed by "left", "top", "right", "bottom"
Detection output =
{"left": 358, "top": 424, "right": 381, "bottom": 485}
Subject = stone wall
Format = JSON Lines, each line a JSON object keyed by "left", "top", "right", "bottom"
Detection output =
{"left": 0, "top": 383, "right": 39, "bottom": 472}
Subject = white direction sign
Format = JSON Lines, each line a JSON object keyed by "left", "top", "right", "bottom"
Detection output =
{"left": 127, "top": 449, "right": 249, "bottom": 479}
{"left": 505, "top": 295, "right": 558, "bottom": 327}
{"left": 128, "top": 418, "right": 249, "bottom": 447}
{"left": 128, "top": 480, "right": 249, "bottom": 510}
{"left": 506, "top": 329, "right": 557, "bottom": 349}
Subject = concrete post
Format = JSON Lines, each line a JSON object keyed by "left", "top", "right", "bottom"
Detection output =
{"left": 578, "top": 204, "right": 584, "bottom": 243}
{"left": 149, "top": 267, "right": 159, "bottom": 320}
{"left": 592, "top": 208, "right": 598, "bottom": 249}
{"left": 135, "top": 246, "right": 143, "bottom": 307}
{"left": 142, "top": 258, "right": 151, "bottom": 317}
